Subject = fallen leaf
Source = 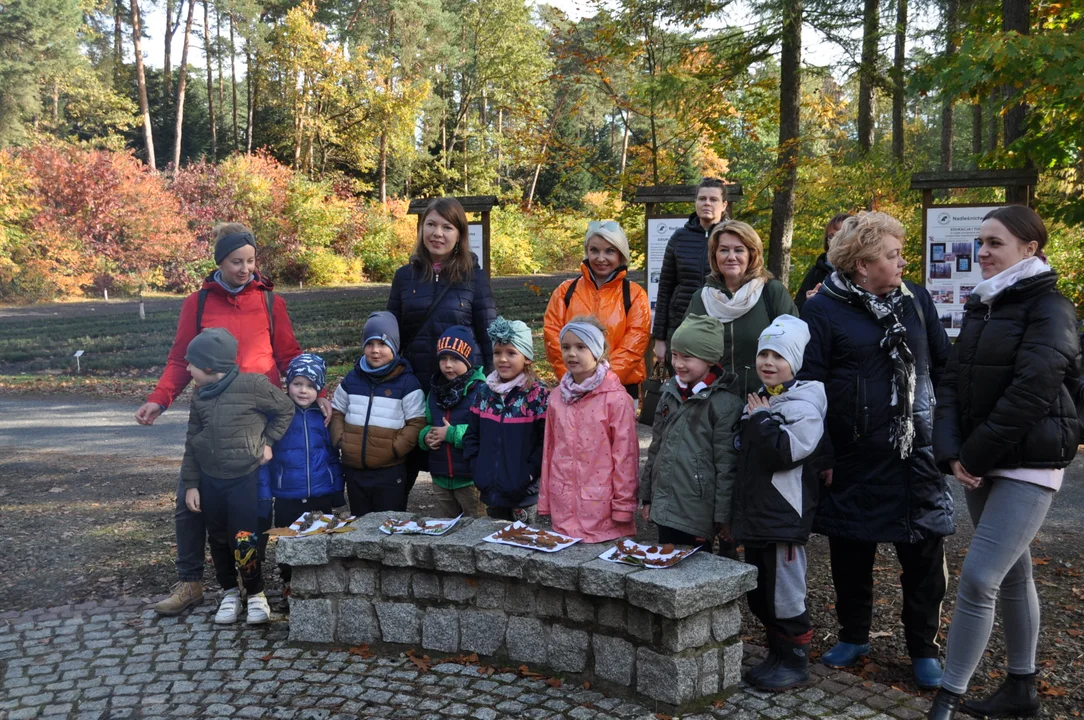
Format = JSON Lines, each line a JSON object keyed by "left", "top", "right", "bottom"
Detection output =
{"left": 712, "top": 699, "right": 726, "bottom": 708}
{"left": 582, "top": 681, "right": 590, "bottom": 690}
{"left": 349, "top": 645, "right": 374, "bottom": 659}
{"left": 544, "top": 677, "right": 562, "bottom": 688}
{"left": 1033, "top": 557, "right": 1050, "bottom": 566}
{"left": 259, "top": 653, "right": 275, "bottom": 662}
{"left": 49, "top": 487, "right": 64, "bottom": 493}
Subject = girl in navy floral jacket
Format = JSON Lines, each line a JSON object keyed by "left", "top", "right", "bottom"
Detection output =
{"left": 463, "top": 317, "right": 548, "bottom": 522}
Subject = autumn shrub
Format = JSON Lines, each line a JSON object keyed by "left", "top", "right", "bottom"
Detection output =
{"left": 351, "top": 198, "right": 415, "bottom": 282}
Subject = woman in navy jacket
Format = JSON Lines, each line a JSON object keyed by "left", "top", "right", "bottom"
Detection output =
{"left": 388, "top": 197, "right": 497, "bottom": 495}
{"left": 799, "top": 212, "right": 953, "bottom": 690}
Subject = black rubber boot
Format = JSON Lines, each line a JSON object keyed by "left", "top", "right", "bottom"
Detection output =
{"left": 927, "top": 689, "right": 962, "bottom": 720}
{"left": 753, "top": 636, "right": 809, "bottom": 691}
{"left": 961, "top": 672, "right": 1041, "bottom": 718}
{"left": 743, "top": 633, "right": 779, "bottom": 686}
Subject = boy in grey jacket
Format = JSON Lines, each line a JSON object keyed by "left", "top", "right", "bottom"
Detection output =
{"left": 181, "top": 328, "right": 294, "bottom": 626}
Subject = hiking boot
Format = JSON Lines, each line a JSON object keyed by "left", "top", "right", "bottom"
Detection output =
{"left": 247, "top": 592, "right": 271, "bottom": 625}
{"left": 961, "top": 672, "right": 1040, "bottom": 718}
{"left": 753, "top": 636, "right": 810, "bottom": 691}
{"left": 153, "top": 581, "right": 203, "bottom": 616}
{"left": 913, "top": 657, "right": 944, "bottom": 690}
{"left": 214, "top": 588, "right": 242, "bottom": 624}
{"left": 744, "top": 633, "right": 779, "bottom": 686}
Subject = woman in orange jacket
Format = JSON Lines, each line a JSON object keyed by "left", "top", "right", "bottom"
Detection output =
{"left": 543, "top": 221, "right": 651, "bottom": 398}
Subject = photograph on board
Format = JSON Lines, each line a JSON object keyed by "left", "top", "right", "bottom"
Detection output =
{"left": 930, "top": 262, "right": 952, "bottom": 279}
{"left": 939, "top": 313, "right": 953, "bottom": 330}
{"left": 959, "top": 285, "right": 975, "bottom": 304}
{"left": 952, "top": 311, "right": 965, "bottom": 329}
{"left": 951, "top": 242, "right": 973, "bottom": 261}
{"left": 930, "top": 287, "right": 954, "bottom": 304}
{"left": 956, "top": 256, "right": 971, "bottom": 273}
{"left": 930, "top": 243, "right": 946, "bottom": 263}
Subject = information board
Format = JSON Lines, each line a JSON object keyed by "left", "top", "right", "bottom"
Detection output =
{"left": 646, "top": 217, "right": 688, "bottom": 318}
{"left": 468, "top": 223, "right": 484, "bottom": 269}
{"left": 923, "top": 206, "right": 994, "bottom": 337}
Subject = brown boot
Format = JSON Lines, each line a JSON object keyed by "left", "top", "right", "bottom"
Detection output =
{"left": 154, "top": 581, "right": 204, "bottom": 616}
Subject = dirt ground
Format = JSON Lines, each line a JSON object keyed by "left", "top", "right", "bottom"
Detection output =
{"left": 1, "top": 447, "right": 1082, "bottom": 716}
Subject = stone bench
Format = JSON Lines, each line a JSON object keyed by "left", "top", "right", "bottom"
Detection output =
{"left": 277, "top": 513, "right": 757, "bottom": 712}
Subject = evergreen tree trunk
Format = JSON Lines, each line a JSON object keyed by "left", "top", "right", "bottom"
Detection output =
{"left": 230, "top": 13, "right": 239, "bottom": 152}
{"left": 164, "top": 0, "right": 173, "bottom": 99}
{"left": 940, "top": 0, "right": 957, "bottom": 171}
{"left": 1002, "top": 0, "right": 1030, "bottom": 202}
{"left": 216, "top": 11, "right": 224, "bottom": 110}
{"left": 204, "top": 0, "right": 216, "bottom": 160}
{"left": 129, "top": 0, "right": 155, "bottom": 170}
{"left": 986, "top": 96, "right": 998, "bottom": 151}
{"left": 113, "top": 0, "right": 124, "bottom": 91}
{"left": 971, "top": 103, "right": 981, "bottom": 164}
{"left": 857, "top": 0, "right": 879, "bottom": 152}
{"left": 891, "top": 0, "right": 907, "bottom": 161}
{"left": 171, "top": 0, "right": 196, "bottom": 170}
{"left": 378, "top": 133, "right": 388, "bottom": 205}
{"left": 769, "top": 0, "right": 802, "bottom": 285}
{"left": 246, "top": 46, "right": 256, "bottom": 154}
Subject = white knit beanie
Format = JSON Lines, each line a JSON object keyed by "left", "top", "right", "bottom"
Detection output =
{"left": 757, "top": 314, "right": 810, "bottom": 375}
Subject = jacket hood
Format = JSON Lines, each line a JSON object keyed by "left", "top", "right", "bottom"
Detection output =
{"left": 814, "top": 253, "right": 834, "bottom": 273}
{"left": 578, "top": 260, "right": 629, "bottom": 287}
{"left": 201, "top": 271, "right": 275, "bottom": 293}
{"left": 683, "top": 212, "right": 713, "bottom": 235}
{"left": 760, "top": 379, "right": 827, "bottom": 418}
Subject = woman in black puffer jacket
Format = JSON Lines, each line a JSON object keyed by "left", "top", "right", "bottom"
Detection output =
{"left": 927, "top": 207, "right": 1080, "bottom": 720}
{"left": 388, "top": 197, "right": 497, "bottom": 496}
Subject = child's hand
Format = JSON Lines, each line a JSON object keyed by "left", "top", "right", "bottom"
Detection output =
{"left": 640, "top": 503, "right": 651, "bottom": 521}
{"left": 317, "top": 397, "right": 333, "bottom": 427}
{"left": 715, "top": 522, "right": 732, "bottom": 542}
{"left": 260, "top": 445, "right": 273, "bottom": 465}
{"left": 746, "top": 393, "right": 771, "bottom": 414}
{"left": 185, "top": 488, "right": 201, "bottom": 513}
{"left": 428, "top": 419, "right": 451, "bottom": 446}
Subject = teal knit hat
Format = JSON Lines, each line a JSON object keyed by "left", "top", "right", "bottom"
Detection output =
{"left": 670, "top": 314, "right": 726, "bottom": 364}
{"left": 487, "top": 316, "right": 534, "bottom": 361}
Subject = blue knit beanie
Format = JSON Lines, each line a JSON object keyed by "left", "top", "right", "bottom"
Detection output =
{"left": 286, "top": 353, "right": 327, "bottom": 392}
{"left": 363, "top": 311, "right": 401, "bottom": 354}
{"left": 436, "top": 326, "right": 479, "bottom": 368}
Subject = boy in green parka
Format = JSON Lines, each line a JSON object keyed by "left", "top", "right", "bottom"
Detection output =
{"left": 638, "top": 314, "right": 744, "bottom": 553}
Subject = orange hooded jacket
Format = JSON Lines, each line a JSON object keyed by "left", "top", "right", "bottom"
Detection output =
{"left": 543, "top": 263, "right": 651, "bottom": 387}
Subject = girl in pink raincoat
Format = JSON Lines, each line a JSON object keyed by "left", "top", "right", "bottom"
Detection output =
{"left": 539, "top": 316, "right": 639, "bottom": 542}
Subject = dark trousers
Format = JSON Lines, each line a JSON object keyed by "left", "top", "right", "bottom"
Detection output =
{"left": 174, "top": 475, "right": 206, "bottom": 582}
{"left": 828, "top": 534, "right": 947, "bottom": 658}
{"left": 273, "top": 494, "right": 335, "bottom": 583}
{"left": 745, "top": 542, "right": 812, "bottom": 641}
{"left": 345, "top": 465, "right": 407, "bottom": 516}
{"left": 655, "top": 524, "right": 737, "bottom": 558}
{"left": 201, "top": 468, "right": 264, "bottom": 595}
{"left": 401, "top": 447, "right": 426, "bottom": 501}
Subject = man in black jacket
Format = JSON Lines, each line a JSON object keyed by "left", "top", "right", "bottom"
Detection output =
{"left": 652, "top": 177, "right": 728, "bottom": 366}
{"left": 794, "top": 213, "right": 852, "bottom": 312}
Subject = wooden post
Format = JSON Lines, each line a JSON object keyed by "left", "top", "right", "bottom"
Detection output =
{"left": 481, "top": 210, "right": 492, "bottom": 280}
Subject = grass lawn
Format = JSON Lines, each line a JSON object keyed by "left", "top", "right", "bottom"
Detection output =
{"left": 0, "top": 275, "right": 571, "bottom": 395}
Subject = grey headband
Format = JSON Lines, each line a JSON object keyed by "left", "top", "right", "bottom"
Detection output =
{"left": 560, "top": 322, "right": 605, "bottom": 360}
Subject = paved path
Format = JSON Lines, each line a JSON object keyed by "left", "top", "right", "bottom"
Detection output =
{"left": 0, "top": 598, "right": 932, "bottom": 720}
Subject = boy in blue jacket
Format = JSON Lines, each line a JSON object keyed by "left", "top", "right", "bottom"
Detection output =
{"left": 419, "top": 326, "right": 487, "bottom": 517}
{"left": 261, "top": 354, "right": 343, "bottom": 588}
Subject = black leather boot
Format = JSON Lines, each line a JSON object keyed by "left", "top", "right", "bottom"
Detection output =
{"left": 743, "top": 633, "right": 779, "bottom": 686}
{"left": 753, "top": 636, "right": 809, "bottom": 691}
{"left": 927, "top": 688, "right": 962, "bottom": 720}
{"left": 961, "top": 672, "right": 1041, "bottom": 718}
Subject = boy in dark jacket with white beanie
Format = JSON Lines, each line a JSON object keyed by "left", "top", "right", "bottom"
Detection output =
{"left": 734, "top": 314, "right": 828, "bottom": 691}
{"left": 181, "top": 328, "right": 295, "bottom": 626}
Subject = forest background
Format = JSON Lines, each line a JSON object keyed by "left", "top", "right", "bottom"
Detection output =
{"left": 0, "top": 0, "right": 1082, "bottom": 305}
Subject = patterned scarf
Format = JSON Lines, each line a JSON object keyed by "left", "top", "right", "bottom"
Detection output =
{"left": 433, "top": 370, "right": 477, "bottom": 410}
{"left": 834, "top": 272, "right": 916, "bottom": 458}
{"left": 676, "top": 364, "right": 723, "bottom": 401}
{"left": 559, "top": 360, "right": 609, "bottom": 404}
{"left": 486, "top": 370, "right": 528, "bottom": 395}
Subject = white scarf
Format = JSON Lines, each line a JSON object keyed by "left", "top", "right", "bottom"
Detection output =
{"left": 699, "top": 277, "right": 767, "bottom": 323}
{"left": 972, "top": 256, "right": 1053, "bottom": 306}
{"left": 486, "top": 370, "right": 528, "bottom": 396}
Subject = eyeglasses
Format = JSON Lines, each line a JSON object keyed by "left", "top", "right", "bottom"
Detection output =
{"left": 588, "top": 220, "right": 621, "bottom": 233}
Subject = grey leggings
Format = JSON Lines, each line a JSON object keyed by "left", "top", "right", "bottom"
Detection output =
{"left": 941, "top": 477, "right": 1054, "bottom": 695}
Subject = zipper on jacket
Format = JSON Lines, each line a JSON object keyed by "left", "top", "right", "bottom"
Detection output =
{"left": 360, "top": 382, "right": 376, "bottom": 469}
{"left": 302, "top": 408, "right": 312, "bottom": 498}
{"left": 853, "top": 375, "right": 862, "bottom": 439}
{"left": 445, "top": 409, "right": 454, "bottom": 478}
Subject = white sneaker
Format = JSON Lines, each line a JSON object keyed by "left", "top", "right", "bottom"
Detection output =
{"left": 214, "top": 588, "right": 241, "bottom": 624}
{"left": 246, "top": 592, "right": 271, "bottom": 625}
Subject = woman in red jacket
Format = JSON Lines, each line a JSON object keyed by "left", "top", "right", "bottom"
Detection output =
{"left": 135, "top": 222, "right": 326, "bottom": 616}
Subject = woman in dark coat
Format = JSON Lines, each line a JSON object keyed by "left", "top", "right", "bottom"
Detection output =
{"left": 388, "top": 197, "right": 497, "bottom": 495}
{"left": 794, "top": 213, "right": 852, "bottom": 312}
{"left": 926, "top": 207, "right": 1079, "bottom": 720}
{"left": 799, "top": 211, "right": 953, "bottom": 690}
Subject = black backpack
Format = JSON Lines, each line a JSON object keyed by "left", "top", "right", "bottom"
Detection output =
{"left": 563, "top": 276, "right": 632, "bottom": 315}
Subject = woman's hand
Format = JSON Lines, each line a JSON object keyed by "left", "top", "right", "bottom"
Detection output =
{"left": 135, "top": 402, "right": 163, "bottom": 425}
{"left": 820, "top": 468, "right": 833, "bottom": 487}
{"left": 806, "top": 283, "right": 821, "bottom": 300}
{"left": 185, "top": 488, "right": 201, "bottom": 513}
{"left": 640, "top": 503, "right": 651, "bottom": 521}
{"left": 746, "top": 393, "right": 771, "bottom": 414}
{"left": 950, "top": 459, "right": 983, "bottom": 490}
{"left": 317, "top": 396, "right": 333, "bottom": 427}
{"left": 260, "top": 445, "right": 273, "bottom": 465}
{"left": 653, "top": 339, "right": 667, "bottom": 363}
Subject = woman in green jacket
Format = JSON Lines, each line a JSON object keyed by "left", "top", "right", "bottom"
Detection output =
{"left": 685, "top": 220, "right": 798, "bottom": 398}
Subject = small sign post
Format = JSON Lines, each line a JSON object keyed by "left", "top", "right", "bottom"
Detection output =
{"left": 73, "top": 350, "right": 85, "bottom": 374}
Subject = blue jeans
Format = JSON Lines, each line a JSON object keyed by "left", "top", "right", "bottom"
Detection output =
{"left": 174, "top": 475, "right": 206, "bottom": 582}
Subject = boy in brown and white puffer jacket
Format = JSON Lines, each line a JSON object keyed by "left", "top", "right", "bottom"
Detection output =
{"left": 330, "top": 311, "right": 426, "bottom": 516}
